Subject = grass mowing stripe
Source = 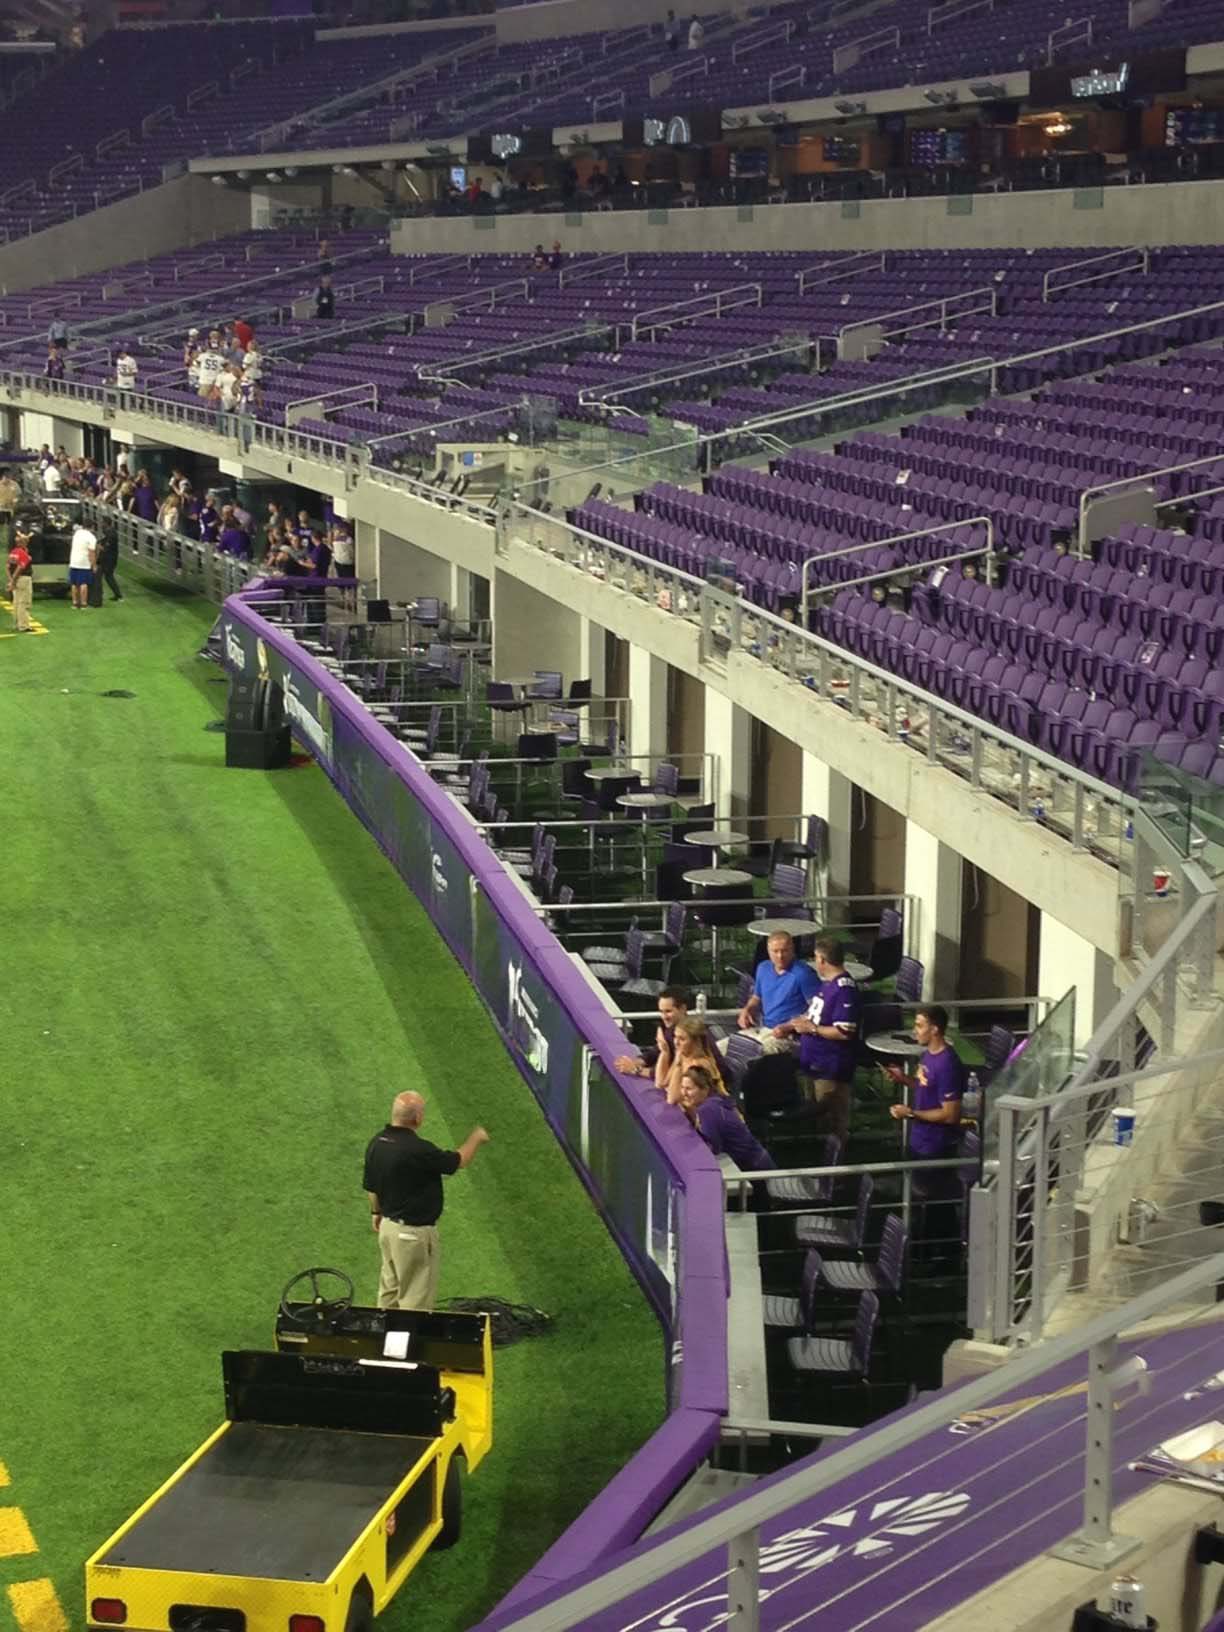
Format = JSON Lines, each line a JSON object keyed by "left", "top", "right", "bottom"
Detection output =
{"left": 2, "top": 577, "right": 662, "bottom": 1630}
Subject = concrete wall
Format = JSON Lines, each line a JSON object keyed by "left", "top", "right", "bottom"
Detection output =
{"left": 391, "top": 178, "right": 1224, "bottom": 257}
{"left": 0, "top": 174, "right": 251, "bottom": 295}
{"left": 495, "top": 0, "right": 744, "bottom": 42}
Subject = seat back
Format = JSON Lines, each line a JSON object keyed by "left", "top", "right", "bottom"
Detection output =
{"left": 984, "top": 1024, "right": 1016, "bottom": 1072}
{"left": 852, "top": 1291, "right": 880, "bottom": 1376}
{"left": 770, "top": 862, "right": 807, "bottom": 902}
{"left": 852, "top": 1172, "right": 874, "bottom": 1249}
{"left": 558, "top": 884, "right": 575, "bottom": 907}
{"left": 875, "top": 1214, "right": 908, "bottom": 1296}
{"left": 723, "top": 1032, "right": 764, "bottom": 1090}
{"left": 623, "top": 925, "right": 645, "bottom": 979}
{"left": 894, "top": 956, "right": 925, "bottom": 1003}
{"left": 529, "top": 669, "right": 563, "bottom": 699}
{"left": 568, "top": 677, "right": 593, "bottom": 703}
{"left": 664, "top": 900, "right": 686, "bottom": 946}
{"left": 799, "top": 1248, "right": 824, "bottom": 1328}
{"left": 653, "top": 761, "right": 680, "bottom": 796}
{"left": 878, "top": 906, "right": 903, "bottom": 940}
{"left": 806, "top": 813, "right": 829, "bottom": 863}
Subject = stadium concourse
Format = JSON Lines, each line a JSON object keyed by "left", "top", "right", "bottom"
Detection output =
{"left": 6, "top": 0, "right": 1224, "bottom": 1629}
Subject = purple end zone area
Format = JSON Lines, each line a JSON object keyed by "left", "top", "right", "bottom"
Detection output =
{"left": 221, "top": 586, "right": 730, "bottom": 1597}
{"left": 480, "top": 1322, "right": 1224, "bottom": 1631}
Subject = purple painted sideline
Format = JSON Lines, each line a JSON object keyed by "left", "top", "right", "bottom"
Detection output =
{"left": 222, "top": 585, "right": 730, "bottom": 1603}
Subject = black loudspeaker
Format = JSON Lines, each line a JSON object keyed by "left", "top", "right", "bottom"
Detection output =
{"left": 226, "top": 676, "right": 284, "bottom": 733}
{"left": 225, "top": 724, "right": 291, "bottom": 769}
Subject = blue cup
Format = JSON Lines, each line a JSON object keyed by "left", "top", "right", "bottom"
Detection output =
{"left": 1112, "top": 1107, "right": 1136, "bottom": 1146}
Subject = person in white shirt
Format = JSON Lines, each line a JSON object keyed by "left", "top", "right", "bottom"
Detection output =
{"left": 329, "top": 524, "right": 356, "bottom": 607}
{"left": 68, "top": 521, "right": 97, "bottom": 609}
{"left": 116, "top": 348, "right": 138, "bottom": 391}
{"left": 687, "top": 13, "right": 704, "bottom": 47}
{"left": 42, "top": 461, "right": 63, "bottom": 495}
{"left": 218, "top": 365, "right": 241, "bottom": 412}
{"left": 241, "top": 340, "right": 263, "bottom": 406}
{"left": 196, "top": 332, "right": 225, "bottom": 400}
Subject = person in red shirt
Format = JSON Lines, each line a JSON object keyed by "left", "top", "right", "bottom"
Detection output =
{"left": 232, "top": 317, "right": 254, "bottom": 352}
{"left": 7, "top": 524, "right": 33, "bottom": 632}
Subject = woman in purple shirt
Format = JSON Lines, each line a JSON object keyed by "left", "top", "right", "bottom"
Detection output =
{"left": 679, "top": 1064, "right": 776, "bottom": 1173}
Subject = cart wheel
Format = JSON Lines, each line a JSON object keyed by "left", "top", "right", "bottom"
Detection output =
{"left": 433, "top": 1455, "right": 463, "bottom": 1550}
{"left": 344, "top": 1588, "right": 374, "bottom": 1632}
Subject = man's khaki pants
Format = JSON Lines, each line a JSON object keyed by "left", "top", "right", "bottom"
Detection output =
{"left": 377, "top": 1217, "right": 440, "bottom": 1311}
{"left": 804, "top": 1078, "right": 851, "bottom": 1148}
{"left": 11, "top": 575, "right": 32, "bottom": 632}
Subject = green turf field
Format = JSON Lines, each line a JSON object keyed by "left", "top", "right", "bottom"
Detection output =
{"left": 0, "top": 575, "right": 663, "bottom": 1631}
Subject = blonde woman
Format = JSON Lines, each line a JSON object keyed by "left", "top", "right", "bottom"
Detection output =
{"left": 679, "top": 1063, "right": 775, "bottom": 1172}
{"left": 655, "top": 1014, "right": 732, "bottom": 1106}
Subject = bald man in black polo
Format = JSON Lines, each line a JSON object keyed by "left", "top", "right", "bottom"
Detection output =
{"left": 363, "top": 1091, "right": 489, "bottom": 1311}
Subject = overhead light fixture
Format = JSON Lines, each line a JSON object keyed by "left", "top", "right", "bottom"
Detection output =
{"left": 210, "top": 174, "right": 226, "bottom": 186}
{"left": 236, "top": 168, "right": 250, "bottom": 180}
{"left": 284, "top": 165, "right": 299, "bottom": 177}
{"left": 264, "top": 170, "right": 282, "bottom": 181}
{"left": 969, "top": 81, "right": 1006, "bottom": 98}
{"left": 755, "top": 108, "right": 786, "bottom": 125}
{"left": 1046, "top": 115, "right": 1072, "bottom": 136}
{"left": 491, "top": 131, "right": 522, "bottom": 159}
{"left": 923, "top": 88, "right": 958, "bottom": 105}
{"left": 722, "top": 111, "right": 751, "bottom": 129}
{"left": 425, "top": 143, "right": 454, "bottom": 158}
{"left": 834, "top": 99, "right": 866, "bottom": 115}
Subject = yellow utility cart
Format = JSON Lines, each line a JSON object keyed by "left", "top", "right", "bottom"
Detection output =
{"left": 85, "top": 1270, "right": 492, "bottom": 1632}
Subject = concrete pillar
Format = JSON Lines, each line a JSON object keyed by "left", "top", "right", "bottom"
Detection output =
{"left": 628, "top": 645, "right": 667, "bottom": 764}
{"left": 801, "top": 751, "right": 852, "bottom": 897}
{"left": 903, "top": 821, "right": 964, "bottom": 1000}
{"left": 578, "top": 614, "right": 606, "bottom": 697}
{"left": 377, "top": 525, "right": 450, "bottom": 605}
{"left": 1039, "top": 913, "right": 1118, "bottom": 1050}
{"left": 491, "top": 570, "right": 582, "bottom": 685}
{"left": 356, "top": 519, "right": 378, "bottom": 588}
{"left": 450, "top": 563, "right": 471, "bottom": 624}
{"left": 704, "top": 690, "right": 751, "bottom": 822}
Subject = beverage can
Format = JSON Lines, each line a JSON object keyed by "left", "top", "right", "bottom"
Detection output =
{"left": 1106, "top": 1572, "right": 1146, "bottom": 1628}
{"left": 1112, "top": 1107, "right": 1136, "bottom": 1146}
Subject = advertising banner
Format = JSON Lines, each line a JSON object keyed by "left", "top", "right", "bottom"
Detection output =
{"left": 425, "top": 819, "right": 475, "bottom": 970}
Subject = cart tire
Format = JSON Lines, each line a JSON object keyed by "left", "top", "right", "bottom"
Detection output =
{"left": 434, "top": 1455, "right": 463, "bottom": 1549}
{"left": 344, "top": 1589, "right": 375, "bottom": 1632}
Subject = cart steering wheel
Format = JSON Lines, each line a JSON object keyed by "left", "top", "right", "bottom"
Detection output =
{"left": 279, "top": 1266, "right": 355, "bottom": 1331}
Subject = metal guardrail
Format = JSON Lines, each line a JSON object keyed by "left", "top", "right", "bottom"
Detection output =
{"left": 796, "top": 250, "right": 885, "bottom": 294}
{"left": 798, "top": 514, "right": 996, "bottom": 621}
{"left": 483, "top": 1253, "right": 1224, "bottom": 1632}
{"left": 1042, "top": 247, "right": 1150, "bottom": 302}
{"left": 630, "top": 283, "right": 764, "bottom": 342}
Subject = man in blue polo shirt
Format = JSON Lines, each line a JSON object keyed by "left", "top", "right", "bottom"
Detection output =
{"left": 734, "top": 932, "right": 820, "bottom": 1054}
{"left": 778, "top": 936, "right": 860, "bottom": 1145}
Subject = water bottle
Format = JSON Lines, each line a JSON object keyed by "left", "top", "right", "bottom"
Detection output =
{"left": 695, "top": 991, "right": 708, "bottom": 1013}
{"left": 965, "top": 1071, "right": 981, "bottom": 1119}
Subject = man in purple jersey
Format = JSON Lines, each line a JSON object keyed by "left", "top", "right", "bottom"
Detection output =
{"left": 886, "top": 1004, "right": 964, "bottom": 1259}
{"left": 777, "top": 936, "right": 861, "bottom": 1146}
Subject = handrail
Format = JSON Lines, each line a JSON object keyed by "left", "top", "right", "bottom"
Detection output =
{"left": 1042, "top": 246, "right": 1149, "bottom": 302}
{"left": 832, "top": 23, "right": 899, "bottom": 73}
{"left": 186, "top": 78, "right": 220, "bottom": 111}
{"left": 630, "top": 282, "right": 763, "bottom": 341}
{"left": 838, "top": 283, "right": 998, "bottom": 348}
{"left": 406, "top": 252, "right": 472, "bottom": 286}
{"left": 483, "top": 1254, "right": 1224, "bottom": 1632}
{"left": 927, "top": 0, "right": 993, "bottom": 29}
{"left": 423, "top": 277, "right": 530, "bottom": 326}
{"left": 1077, "top": 448, "right": 1224, "bottom": 553}
{"left": 558, "top": 252, "right": 630, "bottom": 288}
{"left": 768, "top": 63, "right": 807, "bottom": 98}
{"left": 364, "top": 397, "right": 525, "bottom": 447}
{"left": 577, "top": 336, "right": 812, "bottom": 408}
{"left": 799, "top": 515, "right": 995, "bottom": 619}
{"left": 96, "top": 127, "right": 132, "bottom": 160}
{"left": 419, "top": 321, "right": 613, "bottom": 383}
{"left": 140, "top": 103, "right": 175, "bottom": 137}
{"left": 796, "top": 250, "right": 885, "bottom": 293}
{"left": 284, "top": 380, "right": 378, "bottom": 428}
{"left": 731, "top": 17, "right": 794, "bottom": 61}
{"left": 1049, "top": 13, "right": 1091, "bottom": 60}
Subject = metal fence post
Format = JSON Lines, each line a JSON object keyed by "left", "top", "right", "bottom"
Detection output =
{"left": 992, "top": 1096, "right": 1021, "bottom": 1342}
{"left": 727, "top": 1528, "right": 761, "bottom": 1631}
{"left": 1028, "top": 1102, "right": 1051, "bottom": 1340}
{"left": 1049, "top": 1337, "right": 1141, "bottom": 1568}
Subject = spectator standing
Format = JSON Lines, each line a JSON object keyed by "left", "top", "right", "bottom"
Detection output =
{"left": 44, "top": 345, "right": 65, "bottom": 382}
{"left": 233, "top": 316, "right": 254, "bottom": 351}
{"left": 48, "top": 316, "right": 69, "bottom": 355}
{"left": 532, "top": 243, "right": 548, "bottom": 269}
{"left": 196, "top": 332, "right": 225, "bottom": 400}
{"left": 95, "top": 526, "right": 122, "bottom": 602}
{"left": 655, "top": 1015, "right": 732, "bottom": 1104}
{"left": 548, "top": 240, "right": 564, "bottom": 270}
{"left": 490, "top": 173, "right": 504, "bottom": 202}
{"left": 42, "top": 460, "right": 63, "bottom": 496}
{"left": 6, "top": 522, "right": 33, "bottom": 632}
{"left": 67, "top": 519, "right": 96, "bottom": 609}
{"left": 732, "top": 932, "right": 820, "bottom": 1052}
{"left": 680, "top": 1064, "right": 775, "bottom": 1171}
{"left": 688, "top": 12, "right": 704, "bottom": 48}
{"left": 778, "top": 936, "right": 861, "bottom": 1144}
{"left": 218, "top": 504, "right": 251, "bottom": 560}
{"left": 241, "top": 339, "right": 264, "bottom": 407}
{"left": 329, "top": 523, "right": 355, "bottom": 606}
{"left": 132, "top": 471, "right": 157, "bottom": 522}
{"left": 886, "top": 1004, "right": 965, "bottom": 1259}
{"left": 664, "top": 8, "right": 678, "bottom": 48}
{"left": 315, "top": 274, "right": 335, "bottom": 319}
{"left": 115, "top": 345, "right": 138, "bottom": 393}
{"left": 614, "top": 986, "right": 692, "bottom": 1077}
{"left": 198, "top": 494, "right": 221, "bottom": 545}
{"left": 363, "top": 1090, "right": 490, "bottom": 1311}
{"left": 157, "top": 489, "right": 180, "bottom": 532}
{"left": 0, "top": 469, "right": 20, "bottom": 528}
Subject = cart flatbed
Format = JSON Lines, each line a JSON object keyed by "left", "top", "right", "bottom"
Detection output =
{"left": 101, "top": 1422, "right": 433, "bottom": 1581}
